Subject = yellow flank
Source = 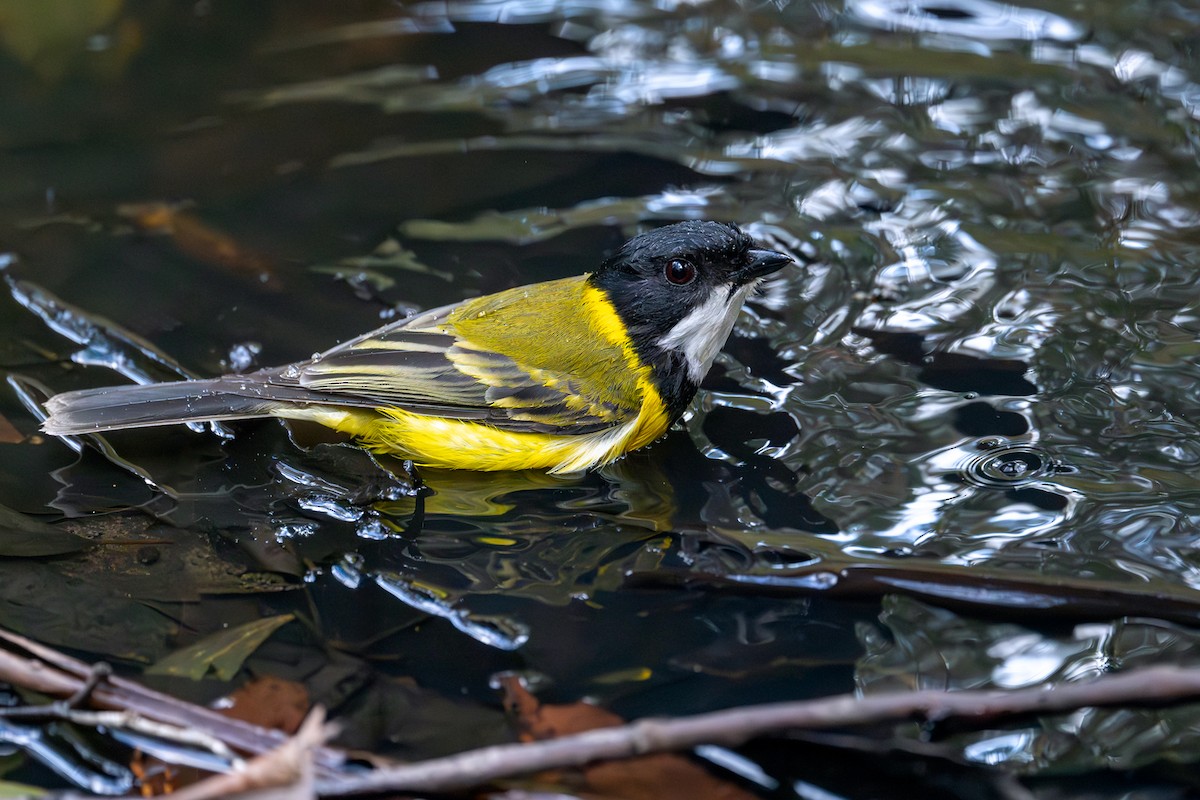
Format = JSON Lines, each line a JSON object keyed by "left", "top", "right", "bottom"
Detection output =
{"left": 277, "top": 280, "right": 672, "bottom": 473}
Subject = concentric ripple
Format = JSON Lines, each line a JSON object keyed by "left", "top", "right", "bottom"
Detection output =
{"left": 959, "top": 438, "right": 1057, "bottom": 488}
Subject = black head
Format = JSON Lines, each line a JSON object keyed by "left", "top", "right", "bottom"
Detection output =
{"left": 588, "top": 221, "right": 793, "bottom": 416}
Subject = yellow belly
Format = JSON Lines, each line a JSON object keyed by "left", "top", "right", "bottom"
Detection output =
{"left": 278, "top": 400, "right": 670, "bottom": 474}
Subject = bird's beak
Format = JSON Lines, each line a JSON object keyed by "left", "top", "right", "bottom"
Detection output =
{"left": 737, "top": 248, "right": 794, "bottom": 284}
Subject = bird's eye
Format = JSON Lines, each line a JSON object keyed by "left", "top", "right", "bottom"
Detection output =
{"left": 664, "top": 258, "right": 697, "bottom": 285}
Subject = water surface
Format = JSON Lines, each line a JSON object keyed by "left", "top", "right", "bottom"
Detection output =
{"left": 2, "top": 0, "right": 1200, "bottom": 795}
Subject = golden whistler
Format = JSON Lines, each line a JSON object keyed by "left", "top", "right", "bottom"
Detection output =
{"left": 42, "top": 221, "right": 793, "bottom": 473}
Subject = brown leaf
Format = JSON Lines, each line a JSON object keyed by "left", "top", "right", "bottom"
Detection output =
{"left": 219, "top": 676, "right": 311, "bottom": 735}
{"left": 122, "top": 677, "right": 311, "bottom": 795}
{"left": 118, "top": 202, "right": 282, "bottom": 290}
{"left": 0, "top": 412, "right": 22, "bottom": 444}
{"left": 498, "top": 677, "right": 758, "bottom": 800}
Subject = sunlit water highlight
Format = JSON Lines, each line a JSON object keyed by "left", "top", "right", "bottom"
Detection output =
{"left": 0, "top": 0, "right": 1199, "bottom": 791}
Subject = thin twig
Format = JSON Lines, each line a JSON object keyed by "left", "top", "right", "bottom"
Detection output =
{"left": 65, "top": 662, "right": 112, "bottom": 708}
{"left": 55, "top": 710, "right": 336, "bottom": 800}
{"left": 0, "top": 629, "right": 348, "bottom": 777}
{"left": 0, "top": 694, "right": 243, "bottom": 765}
{"left": 58, "top": 709, "right": 243, "bottom": 766}
{"left": 163, "top": 707, "right": 335, "bottom": 800}
{"left": 643, "top": 529, "right": 1200, "bottom": 626}
{"left": 316, "top": 664, "right": 1200, "bottom": 796}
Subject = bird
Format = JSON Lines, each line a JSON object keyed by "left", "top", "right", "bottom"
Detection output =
{"left": 41, "top": 221, "right": 794, "bottom": 473}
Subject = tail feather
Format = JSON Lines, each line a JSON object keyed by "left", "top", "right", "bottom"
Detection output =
{"left": 42, "top": 380, "right": 280, "bottom": 435}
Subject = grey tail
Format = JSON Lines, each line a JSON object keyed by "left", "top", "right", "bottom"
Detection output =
{"left": 41, "top": 379, "right": 280, "bottom": 436}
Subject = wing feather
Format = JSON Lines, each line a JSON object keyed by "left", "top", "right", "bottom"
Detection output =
{"left": 278, "top": 283, "right": 640, "bottom": 433}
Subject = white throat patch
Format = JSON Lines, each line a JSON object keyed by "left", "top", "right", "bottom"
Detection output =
{"left": 655, "top": 282, "right": 758, "bottom": 383}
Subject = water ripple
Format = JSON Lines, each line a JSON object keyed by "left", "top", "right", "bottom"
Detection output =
{"left": 845, "top": 0, "right": 1085, "bottom": 43}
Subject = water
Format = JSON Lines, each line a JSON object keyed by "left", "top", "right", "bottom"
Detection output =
{"left": 1, "top": 0, "right": 1200, "bottom": 795}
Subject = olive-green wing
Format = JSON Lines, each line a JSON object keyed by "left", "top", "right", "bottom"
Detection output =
{"left": 288, "top": 278, "right": 640, "bottom": 434}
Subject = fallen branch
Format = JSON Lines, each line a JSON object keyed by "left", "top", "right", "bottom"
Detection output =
{"left": 6, "top": 625, "right": 1200, "bottom": 798}
{"left": 315, "top": 664, "right": 1200, "bottom": 796}
{"left": 161, "top": 707, "right": 334, "bottom": 800}
{"left": 630, "top": 531, "right": 1200, "bottom": 626}
{"left": 0, "top": 629, "right": 348, "bottom": 778}
{"left": 55, "top": 710, "right": 338, "bottom": 800}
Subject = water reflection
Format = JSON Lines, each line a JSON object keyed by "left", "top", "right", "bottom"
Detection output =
{"left": 1, "top": 0, "right": 1200, "bottom": 790}
{"left": 860, "top": 596, "right": 1200, "bottom": 772}
{"left": 845, "top": 0, "right": 1085, "bottom": 43}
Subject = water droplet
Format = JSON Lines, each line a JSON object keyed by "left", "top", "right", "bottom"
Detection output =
{"left": 225, "top": 341, "right": 261, "bottom": 373}
{"left": 274, "top": 521, "right": 319, "bottom": 541}
{"left": 959, "top": 441, "right": 1057, "bottom": 488}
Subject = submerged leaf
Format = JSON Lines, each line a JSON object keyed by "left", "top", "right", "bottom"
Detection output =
{"left": 0, "top": 412, "right": 21, "bottom": 443}
{"left": 0, "top": 0, "right": 125, "bottom": 81}
{"left": 219, "top": 676, "right": 310, "bottom": 734}
{"left": 499, "top": 676, "right": 758, "bottom": 800}
{"left": 118, "top": 202, "right": 282, "bottom": 290}
{"left": 860, "top": 596, "right": 1200, "bottom": 774}
{"left": 148, "top": 614, "right": 295, "bottom": 681}
{"left": 0, "top": 560, "right": 175, "bottom": 662}
{"left": 0, "top": 503, "right": 89, "bottom": 557}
